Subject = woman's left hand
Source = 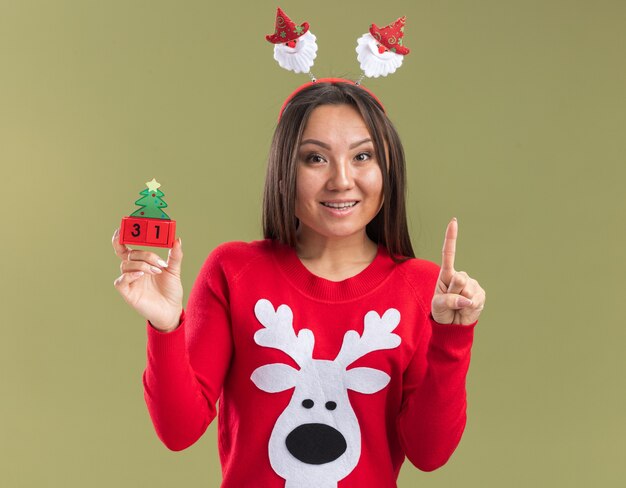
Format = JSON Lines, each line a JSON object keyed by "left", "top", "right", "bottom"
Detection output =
{"left": 431, "top": 218, "right": 486, "bottom": 325}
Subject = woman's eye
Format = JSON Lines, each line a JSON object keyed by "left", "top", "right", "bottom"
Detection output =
{"left": 355, "top": 152, "right": 372, "bottom": 162}
{"left": 306, "top": 154, "right": 325, "bottom": 163}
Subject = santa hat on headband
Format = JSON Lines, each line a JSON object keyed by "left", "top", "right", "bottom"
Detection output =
{"left": 265, "top": 7, "right": 310, "bottom": 45}
{"left": 369, "top": 16, "right": 410, "bottom": 55}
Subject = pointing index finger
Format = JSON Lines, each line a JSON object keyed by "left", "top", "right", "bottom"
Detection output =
{"left": 440, "top": 217, "right": 458, "bottom": 285}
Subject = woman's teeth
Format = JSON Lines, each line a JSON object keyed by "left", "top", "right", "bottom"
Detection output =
{"left": 321, "top": 202, "right": 358, "bottom": 209}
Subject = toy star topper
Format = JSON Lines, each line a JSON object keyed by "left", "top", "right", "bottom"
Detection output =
{"left": 266, "top": 7, "right": 318, "bottom": 78}
{"left": 145, "top": 177, "right": 161, "bottom": 192}
{"left": 356, "top": 16, "right": 410, "bottom": 78}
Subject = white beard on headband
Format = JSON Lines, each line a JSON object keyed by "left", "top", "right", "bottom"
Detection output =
{"left": 356, "top": 33, "right": 404, "bottom": 78}
{"left": 273, "top": 31, "right": 318, "bottom": 74}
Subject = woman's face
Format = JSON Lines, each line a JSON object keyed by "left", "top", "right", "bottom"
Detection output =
{"left": 295, "top": 104, "right": 384, "bottom": 242}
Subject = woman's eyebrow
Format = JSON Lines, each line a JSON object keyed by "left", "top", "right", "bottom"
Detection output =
{"left": 300, "top": 138, "right": 372, "bottom": 150}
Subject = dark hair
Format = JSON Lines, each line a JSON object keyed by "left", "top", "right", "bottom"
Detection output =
{"left": 262, "top": 81, "right": 414, "bottom": 263}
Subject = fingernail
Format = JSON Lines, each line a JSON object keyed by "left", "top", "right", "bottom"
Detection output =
{"left": 452, "top": 217, "right": 457, "bottom": 222}
{"left": 150, "top": 266, "right": 162, "bottom": 274}
{"left": 114, "top": 228, "right": 119, "bottom": 237}
{"left": 458, "top": 297, "right": 472, "bottom": 307}
{"left": 132, "top": 271, "right": 144, "bottom": 277}
{"left": 157, "top": 259, "right": 168, "bottom": 268}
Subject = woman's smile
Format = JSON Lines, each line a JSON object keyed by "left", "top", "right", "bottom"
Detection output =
{"left": 320, "top": 200, "right": 359, "bottom": 216}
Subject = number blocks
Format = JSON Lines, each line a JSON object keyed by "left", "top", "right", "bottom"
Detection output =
{"left": 119, "top": 216, "right": 176, "bottom": 248}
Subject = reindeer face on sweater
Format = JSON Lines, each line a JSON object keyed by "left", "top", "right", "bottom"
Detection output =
{"left": 250, "top": 299, "right": 401, "bottom": 487}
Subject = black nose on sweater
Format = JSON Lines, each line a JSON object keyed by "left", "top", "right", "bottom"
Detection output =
{"left": 285, "top": 423, "right": 347, "bottom": 464}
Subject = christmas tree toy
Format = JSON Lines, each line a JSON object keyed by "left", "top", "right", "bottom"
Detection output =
{"left": 119, "top": 178, "right": 176, "bottom": 248}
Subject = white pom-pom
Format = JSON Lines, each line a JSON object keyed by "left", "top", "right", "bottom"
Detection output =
{"left": 273, "top": 31, "right": 318, "bottom": 74}
{"left": 356, "top": 33, "right": 404, "bottom": 78}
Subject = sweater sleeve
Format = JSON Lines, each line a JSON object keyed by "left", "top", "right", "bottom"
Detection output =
{"left": 396, "top": 261, "right": 477, "bottom": 471}
{"left": 142, "top": 247, "right": 233, "bottom": 451}
{"left": 396, "top": 316, "right": 476, "bottom": 471}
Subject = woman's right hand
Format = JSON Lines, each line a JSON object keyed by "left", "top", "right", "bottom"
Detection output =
{"left": 112, "top": 228, "right": 184, "bottom": 332}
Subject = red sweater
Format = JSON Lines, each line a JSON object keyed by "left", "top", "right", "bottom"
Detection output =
{"left": 143, "top": 239, "right": 476, "bottom": 487}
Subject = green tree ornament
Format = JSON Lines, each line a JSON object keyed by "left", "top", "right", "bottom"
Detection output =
{"left": 129, "top": 179, "right": 170, "bottom": 219}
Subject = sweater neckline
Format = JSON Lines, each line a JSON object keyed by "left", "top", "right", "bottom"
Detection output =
{"left": 268, "top": 239, "right": 397, "bottom": 302}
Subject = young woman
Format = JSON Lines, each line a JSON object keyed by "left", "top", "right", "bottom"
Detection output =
{"left": 112, "top": 81, "right": 486, "bottom": 488}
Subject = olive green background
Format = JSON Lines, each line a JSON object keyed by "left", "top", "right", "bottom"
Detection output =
{"left": 1, "top": 0, "right": 624, "bottom": 486}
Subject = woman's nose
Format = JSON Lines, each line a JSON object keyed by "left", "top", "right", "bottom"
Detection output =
{"left": 327, "top": 160, "right": 354, "bottom": 190}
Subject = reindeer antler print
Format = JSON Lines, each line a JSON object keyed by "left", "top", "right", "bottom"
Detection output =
{"left": 251, "top": 299, "right": 402, "bottom": 487}
{"left": 254, "top": 298, "right": 315, "bottom": 367}
{"left": 335, "top": 308, "right": 401, "bottom": 368}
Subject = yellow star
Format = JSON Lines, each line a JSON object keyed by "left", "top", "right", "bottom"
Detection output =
{"left": 146, "top": 178, "right": 161, "bottom": 191}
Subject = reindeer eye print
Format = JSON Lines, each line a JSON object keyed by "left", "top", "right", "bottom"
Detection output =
{"left": 302, "top": 399, "right": 314, "bottom": 409}
{"left": 325, "top": 401, "right": 337, "bottom": 410}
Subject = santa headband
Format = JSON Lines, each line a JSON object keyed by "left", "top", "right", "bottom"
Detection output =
{"left": 266, "top": 7, "right": 410, "bottom": 119}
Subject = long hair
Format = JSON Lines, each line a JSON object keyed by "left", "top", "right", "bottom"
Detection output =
{"left": 262, "top": 81, "right": 414, "bottom": 263}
